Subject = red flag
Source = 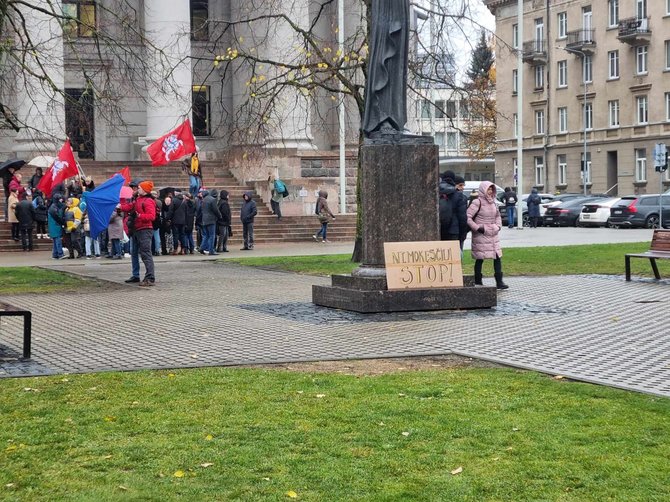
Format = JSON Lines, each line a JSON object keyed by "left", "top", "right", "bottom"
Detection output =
{"left": 115, "top": 166, "right": 131, "bottom": 185}
{"left": 146, "top": 119, "right": 197, "bottom": 167}
{"left": 36, "top": 139, "right": 79, "bottom": 197}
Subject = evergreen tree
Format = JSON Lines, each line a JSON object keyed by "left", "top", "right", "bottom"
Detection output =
{"left": 467, "top": 31, "right": 494, "bottom": 84}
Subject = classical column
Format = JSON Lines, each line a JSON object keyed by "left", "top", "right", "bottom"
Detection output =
{"left": 231, "top": 0, "right": 315, "bottom": 150}
{"left": 140, "top": 0, "right": 192, "bottom": 144}
{"left": 12, "top": 0, "right": 66, "bottom": 157}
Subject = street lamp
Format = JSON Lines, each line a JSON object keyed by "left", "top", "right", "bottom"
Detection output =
{"left": 557, "top": 45, "right": 589, "bottom": 196}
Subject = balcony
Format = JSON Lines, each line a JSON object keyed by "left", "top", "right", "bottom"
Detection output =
{"left": 565, "top": 29, "right": 596, "bottom": 55}
{"left": 522, "top": 40, "right": 547, "bottom": 65}
{"left": 617, "top": 17, "right": 651, "bottom": 46}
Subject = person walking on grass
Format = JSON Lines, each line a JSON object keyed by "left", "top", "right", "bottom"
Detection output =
{"left": 313, "top": 190, "right": 336, "bottom": 243}
{"left": 240, "top": 191, "right": 257, "bottom": 250}
{"left": 467, "top": 181, "right": 508, "bottom": 290}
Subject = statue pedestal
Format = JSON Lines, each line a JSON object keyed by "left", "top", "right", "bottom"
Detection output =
{"left": 312, "top": 141, "right": 497, "bottom": 313}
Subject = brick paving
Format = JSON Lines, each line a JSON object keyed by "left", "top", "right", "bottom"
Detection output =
{"left": 0, "top": 259, "right": 669, "bottom": 397}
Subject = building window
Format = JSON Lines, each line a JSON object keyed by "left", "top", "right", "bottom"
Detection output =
{"left": 582, "top": 102, "right": 593, "bottom": 130}
{"left": 192, "top": 85, "right": 211, "bottom": 136}
{"left": 421, "top": 100, "right": 431, "bottom": 118}
{"left": 434, "top": 132, "right": 445, "bottom": 148}
{"left": 534, "top": 18, "right": 544, "bottom": 50}
{"left": 608, "top": 100, "right": 620, "bottom": 127}
{"left": 190, "top": 0, "right": 209, "bottom": 41}
{"left": 512, "top": 24, "right": 519, "bottom": 49}
{"left": 557, "top": 155, "right": 567, "bottom": 185}
{"left": 581, "top": 152, "right": 592, "bottom": 184}
{"left": 635, "top": 148, "right": 647, "bottom": 182}
{"left": 512, "top": 69, "right": 518, "bottom": 94}
{"left": 608, "top": 50, "right": 619, "bottom": 79}
{"left": 446, "top": 100, "right": 456, "bottom": 118}
{"left": 434, "top": 100, "right": 445, "bottom": 119}
{"left": 557, "top": 12, "right": 567, "bottom": 39}
{"left": 558, "top": 107, "right": 568, "bottom": 133}
{"left": 666, "top": 93, "right": 670, "bottom": 122}
{"left": 460, "top": 101, "right": 469, "bottom": 119}
{"left": 62, "top": 1, "right": 96, "bottom": 38}
{"left": 583, "top": 55, "right": 592, "bottom": 83}
{"left": 534, "top": 65, "right": 544, "bottom": 90}
{"left": 636, "top": 46, "right": 648, "bottom": 75}
{"left": 557, "top": 60, "right": 567, "bottom": 88}
{"left": 636, "top": 0, "right": 647, "bottom": 19}
{"left": 447, "top": 131, "right": 458, "bottom": 150}
{"left": 608, "top": 0, "right": 619, "bottom": 27}
{"left": 535, "top": 110, "right": 545, "bottom": 135}
{"left": 667, "top": 0, "right": 670, "bottom": 15}
{"left": 665, "top": 41, "right": 670, "bottom": 70}
{"left": 637, "top": 95, "right": 648, "bottom": 124}
{"left": 534, "top": 157, "right": 544, "bottom": 186}
{"left": 513, "top": 113, "right": 518, "bottom": 138}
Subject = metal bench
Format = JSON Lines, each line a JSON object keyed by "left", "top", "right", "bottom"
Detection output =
{"left": 0, "top": 302, "right": 32, "bottom": 358}
{"left": 625, "top": 229, "right": 670, "bottom": 281}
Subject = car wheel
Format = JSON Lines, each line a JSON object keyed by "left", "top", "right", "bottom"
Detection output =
{"left": 609, "top": 223, "right": 619, "bottom": 229}
{"left": 645, "top": 214, "right": 660, "bottom": 229}
{"left": 522, "top": 214, "right": 530, "bottom": 227}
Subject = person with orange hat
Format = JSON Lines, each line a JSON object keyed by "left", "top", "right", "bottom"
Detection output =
{"left": 121, "top": 180, "right": 157, "bottom": 286}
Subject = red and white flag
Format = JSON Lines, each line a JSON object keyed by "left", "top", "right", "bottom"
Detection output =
{"left": 146, "top": 119, "right": 197, "bottom": 167}
{"left": 36, "top": 139, "right": 79, "bottom": 197}
{"left": 114, "top": 166, "right": 132, "bottom": 185}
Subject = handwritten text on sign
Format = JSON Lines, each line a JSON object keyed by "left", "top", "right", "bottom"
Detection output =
{"left": 383, "top": 241, "right": 463, "bottom": 290}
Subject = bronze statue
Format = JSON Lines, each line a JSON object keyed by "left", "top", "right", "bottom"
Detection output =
{"left": 362, "top": 0, "right": 410, "bottom": 139}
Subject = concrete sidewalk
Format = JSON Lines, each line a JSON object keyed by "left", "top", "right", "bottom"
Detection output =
{"left": 1, "top": 254, "right": 669, "bottom": 397}
{"left": 0, "top": 227, "right": 654, "bottom": 267}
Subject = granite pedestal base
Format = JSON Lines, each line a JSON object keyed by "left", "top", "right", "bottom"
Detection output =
{"left": 312, "top": 275, "right": 497, "bottom": 314}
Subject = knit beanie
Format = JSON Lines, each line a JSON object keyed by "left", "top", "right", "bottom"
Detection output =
{"left": 139, "top": 181, "right": 154, "bottom": 193}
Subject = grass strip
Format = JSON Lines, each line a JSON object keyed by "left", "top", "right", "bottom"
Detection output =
{"left": 0, "top": 267, "right": 103, "bottom": 295}
{"left": 0, "top": 367, "right": 668, "bottom": 501}
{"left": 223, "top": 242, "right": 670, "bottom": 277}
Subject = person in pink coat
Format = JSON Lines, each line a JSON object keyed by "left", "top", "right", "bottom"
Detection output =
{"left": 466, "top": 181, "right": 509, "bottom": 290}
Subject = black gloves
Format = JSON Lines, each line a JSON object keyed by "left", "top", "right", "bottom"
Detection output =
{"left": 477, "top": 226, "right": 485, "bottom": 234}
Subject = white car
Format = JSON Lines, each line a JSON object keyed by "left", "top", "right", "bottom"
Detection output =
{"left": 579, "top": 197, "right": 622, "bottom": 227}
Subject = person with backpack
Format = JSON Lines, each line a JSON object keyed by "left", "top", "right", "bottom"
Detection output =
{"left": 268, "top": 174, "right": 286, "bottom": 220}
{"left": 312, "top": 190, "right": 336, "bottom": 243}
{"left": 467, "top": 181, "right": 508, "bottom": 290}
{"left": 503, "top": 187, "right": 518, "bottom": 228}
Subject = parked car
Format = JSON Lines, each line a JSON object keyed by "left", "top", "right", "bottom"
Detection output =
{"left": 608, "top": 194, "right": 670, "bottom": 228}
{"left": 542, "top": 197, "right": 603, "bottom": 227}
{"left": 579, "top": 197, "right": 622, "bottom": 227}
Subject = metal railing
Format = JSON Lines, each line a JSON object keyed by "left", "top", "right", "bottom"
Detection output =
{"left": 522, "top": 39, "right": 546, "bottom": 57}
{"left": 618, "top": 17, "right": 650, "bottom": 37}
{"left": 566, "top": 29, "right": 595, "bottom": 47}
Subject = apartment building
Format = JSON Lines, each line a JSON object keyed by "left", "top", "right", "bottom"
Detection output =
{"left": 485, "top": 0, "right": 670, "bottom": 196}
{"left": 412, "top": 91, "right": 496, "bottom": 182}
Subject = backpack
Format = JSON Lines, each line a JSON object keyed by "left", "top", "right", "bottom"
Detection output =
{"left": 315, "top": 199, "right": 321, "bottom": 215}
{"left": 439, "top": 191, "right": 453, "bottom": 238}
{"left": 274, "top": 179, "right": 287, "bottom": 195}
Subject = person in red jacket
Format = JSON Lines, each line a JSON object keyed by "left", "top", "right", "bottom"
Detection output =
{"left": 122, "top": 180, "right": 157, "bottom": 287}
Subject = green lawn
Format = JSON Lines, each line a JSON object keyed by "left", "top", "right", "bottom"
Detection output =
{"left": 0, "top": 267, "right": 104, "bottom": 295}
{"left": 0, "top": 368, "right": 668, "bottom": 501}
{"left": 223, "top": 242, "right": 670, "bottom": 278}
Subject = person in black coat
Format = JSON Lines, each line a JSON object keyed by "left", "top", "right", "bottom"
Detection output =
{"left": 14, "top": 194, "right": 36, "bottom": 251}
{"left": 240, "top": 191, "right": 257, "bottom": 250}
{"left": 32, "top": 190, "right": 48, "bottom": 238}
{"left": 199, "top": 189, "right": 222, "bottom": 255}
{"left": 439, "top": 171, "right": 468, "bottom": 250}
{"left": 167, "top": 192, "right": 188, "bottom": 254}
{"left": 183, "top": 193, "right": 196, "bottom": 254}
{"left": 216, "top": 190, "right": 232, "bottom": 252}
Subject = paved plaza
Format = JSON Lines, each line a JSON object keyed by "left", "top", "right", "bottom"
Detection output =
{"left": 1, "top": 231, "right": 669, "bottom": 397}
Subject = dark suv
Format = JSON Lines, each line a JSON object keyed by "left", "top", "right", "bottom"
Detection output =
{"left": 609, "top": 195, "right": 670, "bottom": 228}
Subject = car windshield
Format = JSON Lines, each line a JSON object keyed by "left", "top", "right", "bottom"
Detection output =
{"left": 560, "top": 197, "right": 599, "bottom": 208}
{"left": 613, "top": 197, "right": 636, "bottom": 207}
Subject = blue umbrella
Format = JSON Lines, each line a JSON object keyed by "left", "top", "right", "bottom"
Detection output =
{"left": 86, "top": 174, "right": 125, "bottom": 239}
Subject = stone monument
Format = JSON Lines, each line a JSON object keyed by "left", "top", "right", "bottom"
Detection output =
{"left": 312, "top": 0, "right": 497, "bottom": 313}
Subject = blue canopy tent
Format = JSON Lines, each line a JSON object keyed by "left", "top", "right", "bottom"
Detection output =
{"left": 86, "top": 174, "right": 125, "bottom": 239}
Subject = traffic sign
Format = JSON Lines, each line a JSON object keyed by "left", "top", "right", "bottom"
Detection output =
{"left": 654, "top": 143, "right": 668, "bottom": 172}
